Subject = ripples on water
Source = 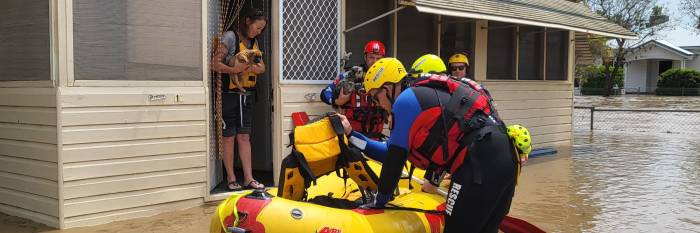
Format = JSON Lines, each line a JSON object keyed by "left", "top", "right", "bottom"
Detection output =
{"left": 572, "top": 131, "right": 700, "bottom": 232}
{"left": 510, "top": 96, "right": 700, "bottom": 233}
{"left": 575, "top": 95, "right": 700, "bottom": 110}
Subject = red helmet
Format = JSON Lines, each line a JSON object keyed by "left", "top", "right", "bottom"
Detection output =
{"left": 364, "top": 40, "right": 386, "bottom": 56}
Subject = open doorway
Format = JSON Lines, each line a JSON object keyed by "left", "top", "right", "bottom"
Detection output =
{"left": 659, "top": 60, "right": 673, "bottom": 75}
{"left": 208, "top": 0, "right": 274, "bottom": 195}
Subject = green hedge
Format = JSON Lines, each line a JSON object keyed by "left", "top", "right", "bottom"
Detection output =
{"left": 579, "top": 66, "right": 624, "bottom": 95}
{"left": 656, "top": 68, "right": 700, "bottom": 95}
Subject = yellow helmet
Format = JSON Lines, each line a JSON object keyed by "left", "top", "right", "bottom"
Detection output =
{"left": 409, "top": 54, "right": 446, "bottom": 77}
{"left": 507, "top": 125, "right": 532, "bottom": 155}
{"left": 448, "top": 53, "right": 470, "bottom": 66}
{"left": 363, "top": 57, "right": 407, "bottom": 92}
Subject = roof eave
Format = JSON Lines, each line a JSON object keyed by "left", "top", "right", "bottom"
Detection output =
{"left": 628, "top": 41, "right": 695, "bottom": 60}
{"left": 414, "top": 4, "right": 637, "bottom": 40}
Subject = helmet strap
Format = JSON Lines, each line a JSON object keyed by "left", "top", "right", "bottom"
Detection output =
{"left": 385, "top": 83, "right": 398, "bottom": 105}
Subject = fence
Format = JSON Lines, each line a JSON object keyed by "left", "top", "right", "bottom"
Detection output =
{"left": 577, "top": 87, "right": 700, "bottom": 96}
{"left": 574, "top": 106, "right": 700, "bottom": 135}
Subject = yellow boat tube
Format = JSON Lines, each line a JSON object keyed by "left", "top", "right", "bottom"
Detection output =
{"left": 211, "top": 162, "right": 448, "bottom": 233}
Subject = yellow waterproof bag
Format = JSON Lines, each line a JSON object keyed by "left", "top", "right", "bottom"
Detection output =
{"left": 278, "top": 113, "right": 378, "bottom": 201}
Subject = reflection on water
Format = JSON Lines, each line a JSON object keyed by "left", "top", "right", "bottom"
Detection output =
{"left": 574, "top": 131, "right": 700, "bottom": 232}
{"left": 511, "top": 95, "right": 700, "bottom": 232}
{"left": 575, "top": 95, "right": 700, "bottom": 109}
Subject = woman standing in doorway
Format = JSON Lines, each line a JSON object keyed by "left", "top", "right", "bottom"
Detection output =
{"left": 212, "top": 8, "right": 267, "bottom": 191}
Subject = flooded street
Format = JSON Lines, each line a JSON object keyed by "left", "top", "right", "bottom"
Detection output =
{"left": 510, "top": 95, "right": 700, "bottom": 232}
{"left": 2, "top": 95, "right": 699, "bottom": 232}
{"left": 574, "top": 95, "right": 700, "bottom": 110}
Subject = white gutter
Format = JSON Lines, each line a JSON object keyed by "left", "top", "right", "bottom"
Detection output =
{"left": 415, "top": 5, "right": 637, "bottom": 40}
{"left": 344, "top": 6, "right": 406, "bottom": 33}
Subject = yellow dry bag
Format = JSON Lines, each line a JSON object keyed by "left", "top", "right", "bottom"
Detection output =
{"left": 278, "top": 113, "right": 378, "bottom": 201}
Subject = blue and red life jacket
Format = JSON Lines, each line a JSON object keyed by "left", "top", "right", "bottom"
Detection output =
{"left": 407, "top": 75, "right": 503, "bottom": 176}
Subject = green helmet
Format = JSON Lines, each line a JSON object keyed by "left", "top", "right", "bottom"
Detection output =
{"left": 507, "top": 124, "right": 532, "bottom": 155}
{"left": 409, "top": 54, "right": 447, "bottom": 77}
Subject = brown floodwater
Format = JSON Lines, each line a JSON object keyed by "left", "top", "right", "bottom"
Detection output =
{"left": 2, "top": 95, "right": 699, "bottom": 232}
{"left": 574, "top": 95, "right": 700, "bottom": 110}
{"left": 509, "top": 95, "right": 700, "bottom": 232}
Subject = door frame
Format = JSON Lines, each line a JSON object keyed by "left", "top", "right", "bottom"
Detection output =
{"left": 204, "top": 0, "right": 279, "bottom": 202}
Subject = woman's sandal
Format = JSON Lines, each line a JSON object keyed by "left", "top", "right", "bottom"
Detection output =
{"left": 227, "top": 181, "right": 243, "bottom": 191}
{"left": 243, "top": 180, "right": 264, "bottom": 190}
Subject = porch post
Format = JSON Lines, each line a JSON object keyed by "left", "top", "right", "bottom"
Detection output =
{"left": 474, "top": 20, "right": 488, "bottom": 81}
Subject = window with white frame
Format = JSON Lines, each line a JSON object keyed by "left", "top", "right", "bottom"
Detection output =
{"left": 487, "top": 22, "right": 570, "bottom": 81}
{"left": 518, "top": 26, "right": 544, "bottom": 80}
{"left": 487, "top": 22, "right": 516, "bottom": 80}
{"left": 0, "top": 0, "right": 50, "bottom": 81}
{"left": 73, "top": 0, "right": 202, "bottom": 81}
{"left": 281, "top": 0, "right": 339, "bottom": 82}
{"left": 546, "top": 29, "right": 569, "bottom": 81}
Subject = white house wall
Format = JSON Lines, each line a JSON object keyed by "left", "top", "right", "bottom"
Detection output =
{"left": 687, "top": 57, "right": 700, "bottom": 70}
{"left": 647, "top": 60, "right": 659, "bottom": 92}
{"left": 625, "top": 60, "right": 648, "bottom": 93}
{"left": 58, "top": 86, "right": 207, "bottom": 228}
{"left": 0, "top": 87, "right": 60, "bottom": 228}
{"left": 627, "top": 44, "right": 688, "bottom": 62}
{"left": 673, "top": 60, "right": 681, "bottom": 68}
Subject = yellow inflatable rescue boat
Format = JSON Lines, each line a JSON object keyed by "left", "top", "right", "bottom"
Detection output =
{"left": 209, "top": 161, "right": 446, "bottom": 233}
{"left": 211, "top": 114, "right": 447, "bottom": 233}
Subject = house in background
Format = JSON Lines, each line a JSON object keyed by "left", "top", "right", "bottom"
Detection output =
{"left": 1, "top": 0, "right": 633, "bottom": 229}
{"left": 624, "top": 40, "right": 700, "bottom": 93}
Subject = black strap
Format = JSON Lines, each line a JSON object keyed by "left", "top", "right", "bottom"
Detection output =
{"left": 329, "top": 115, "right": 351, "bottom": 169}
{"left": 455, "top": 125, "right": 500, "bottom": 185}
{"left": 399, "top": 163, "right": 417, "bottom": 190}
{"left": 286, "top": 132, "right": 294, "bottom": 148}
{"left": 407, "top": 165, "right": 416, "bottom": 189}
{"left": 328, "top": 114, "right": 356, "bottom": 198}
{"left": 291, "top": 149, "right": 317, "bottom": 186}
{"left": 416, "top": 85, "right": 480, "bottom": 161}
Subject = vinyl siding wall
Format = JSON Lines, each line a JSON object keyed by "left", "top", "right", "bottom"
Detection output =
{"left": 0, "top": 87, "right": 59, "bottom": 228}
{"left": 278, "top": 84, "right": 333, "bottom": 159}
{"left": 276, "top": 81, "right": 573, "bottom": 168}
{"left": 625, "top": 60, "right": 650, "bottom": 93}
{"left": 482, "top": 82, "right": 573, "bottom": 149}
{"left": 58, "top": 86, "right": 207, "bottom": 228}
{"left": 686, "top": 56, "right": 700, "bottom": 71}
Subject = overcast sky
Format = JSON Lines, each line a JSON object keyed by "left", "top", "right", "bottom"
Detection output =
{"left": 655, "top": 0, "right": 700, "bottom": 46}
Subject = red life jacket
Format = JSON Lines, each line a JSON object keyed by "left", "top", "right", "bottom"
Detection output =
{"left": 407, "top": 75, "right": 503, "bottom": 176}
{"left": 341, "top": 91, "right": 387, "bottom": 139}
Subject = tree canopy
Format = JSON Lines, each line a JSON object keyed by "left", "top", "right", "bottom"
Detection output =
{"left": 681, "top": 0, "right": 700, "bottom": 32}
{"left": 583, "top": 0, "right": 670, "bottom": 96}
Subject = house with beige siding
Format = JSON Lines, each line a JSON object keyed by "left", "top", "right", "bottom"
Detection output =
{"left": 0, "top": 0, "right": 632, "bottom": 229}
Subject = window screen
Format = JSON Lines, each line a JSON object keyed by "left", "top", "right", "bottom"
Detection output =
{"left": 281, "top": 0, "right": 339, "bottom": 82}
{"left": 546, "top": 29, "right": 569, "bottom": 81}
{"left": 487, "top": 22, "right": 516, "bottom": 80}
{"left": 0, "top": 0, "right": 50, "bottom": 81}
{"left": 345, "top": 0, "right": 393, "bottom": 67}
{"left": 440, "top": 17, "right": 475, "bottom": 79}
{"left": 397, "top": 7, "right": 436, "bottom": 66}
{"left": 73, "top": 0, "right": 202, "bottom": 81}
{"left": 518, "top": 26, "right": 544, "bottom": 80}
